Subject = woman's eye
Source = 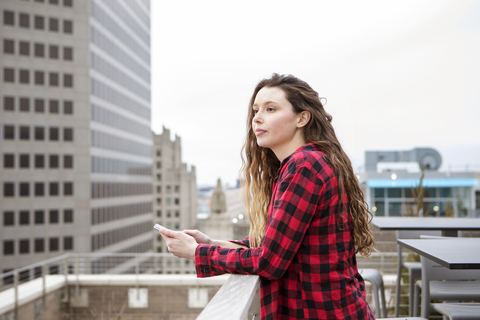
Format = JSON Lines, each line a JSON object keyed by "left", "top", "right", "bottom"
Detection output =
{"left": 253, "top": 109, "right": 258, "bottom": 114}
{"left": 267, "top": 107, "right": 275, "bottom": 112}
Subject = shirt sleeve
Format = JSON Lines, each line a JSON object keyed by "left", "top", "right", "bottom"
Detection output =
{"left": 229, "top": 238, "right": 250, "bottom": 248}
{"left": 195, "top": 160, "right": 325, "bottom": 279}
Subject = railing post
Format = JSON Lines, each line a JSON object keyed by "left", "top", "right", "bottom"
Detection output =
{"left": 75, "top": 254, "right": 80, "bottom": 296}
{"left": 135, "top": 254, "right": 140, "bottom": 299}
{"left": 14, "top": 270, "right": 19, "bottom": 320}
{"left": 42, "top": 263, "right": 47, "bottom": 315}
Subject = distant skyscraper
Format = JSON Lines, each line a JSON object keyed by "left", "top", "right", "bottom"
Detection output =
{"left": 0, "top": 0, "right": 152, "bottom": 274}
{"left": 153, "top": 127, "right": 197, "bottom": 274}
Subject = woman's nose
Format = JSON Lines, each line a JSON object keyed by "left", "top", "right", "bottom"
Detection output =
{"left": 253, "top": 112, "right": 262, "bottom": 123}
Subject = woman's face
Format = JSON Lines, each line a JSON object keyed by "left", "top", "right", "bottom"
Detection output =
{"left": 252, "top": 87, "right": 306, "bottom": 159}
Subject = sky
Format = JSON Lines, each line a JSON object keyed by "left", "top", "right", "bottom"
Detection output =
{"left": 150, "top": 0, "right": 480, "bottom": 187}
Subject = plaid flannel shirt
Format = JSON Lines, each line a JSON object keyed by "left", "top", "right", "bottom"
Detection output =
{"left": 195, "top": 144, "right": 375, "bottom": 320}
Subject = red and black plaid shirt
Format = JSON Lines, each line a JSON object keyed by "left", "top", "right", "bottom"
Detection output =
{"left": 195, "top": 144, "right": 375, "bottom": 320}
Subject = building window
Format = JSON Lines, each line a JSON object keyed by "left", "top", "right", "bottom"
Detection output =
{"left": 35, "top": 182, "right": 44, "bottom": 196}
{"left": 19, "top": 69, "right": 30, "bottom": 84}
{"left": 49, "top": 127, "right": 59, "bottom": 141}
{"left": 63, "top": 47, "right": 73, "bottom": 61}
{"left": 19, "top": 211, "right": 29, "bottom": 225}
{"left": 49, "top": 72, "right": 59, "bottom": 86}
{"left": 64, "top": 101, "right": 73, "bottom": 114}
{"left": 63, "top": 74, "right": 73, "bottom": 87}
{"left": 49, "top": 238, "right": 59, "bottom": 251}
{"left": 19, "top": 182, "right": 30, "bottom": 197}
{"left": 34, "top": 43, "right": 44, "bottom": 57}
{"left": 49, "top": 100, "right": 59, "bottom": 113}
{"left": 157, "top": 210, "right": 161, "bottom": 217}
{"left": 63, "top": 20, "right": 73, "bottom": 34}
{"left": 20, "top": 97, "right": 30, "bottom": 112}
{"left": 64, "top": 209, "right": 73, "bottom": 223}
{"left": 49, "top": 182, "right": 59, "bottom": 196}
{"left": 64, "top": 182, "right": 73, "bottom": 196}
{"left": 64, "top": 155, "right": 73, "bottom": 168}
{"left": 3, "top": 96, "right": 15, "bottom": 111}
{"left": 35, "top": 210, "right": 44, "bottom": 224}
{"left": 64, "top": 128, "right": 73, "bottom": 141}
{"left": 19, "top": 154, "right": 30, "bottom": 168}
{"left": 3, "top": 183, "right": 14, "bottom": 197}
{"left": 35, "top": 239, "right": 44, "bottom": 252}
{"left": 4, "top": 68, "right": 15, "bottom": 82}
{"left": 3, "top": 241, "right": 14, "bottom": 255}
{"left": 64, "top": 237, "right": 73, "bottom": 250}
{"left": 4, "top": 125, "right": 15, "bottom": 139}
{"left": 35, "top": 154, "right": 45, "bottom": 168}
{"left": 64, "top": 0, "right": 73, "bottom": 7}
{"left": 49, "top": 155, "right": 59, "bottom": 168}
{"left": 3, "top": 39, "right": 14, "bottom": 54}
{"left": 35, "top": 126, "right": 45, "bottom": 140}
{"left": 20, "top": 126, "right": 30, "bottom": 140}
{"left": 175, "top": 210, "right": 180, "bottom": 217}
{"left": 3, "top": 11, "right": 15, "bottom": 26}
{"left": 49, "top": 18, "right": 58, "bottom": 31}
{"left": 175, "top": 198, "right": 180, "bottom": 205}
{"left": 49, "top": 210, "right": 59, "bottom": 223}
{"left": 34, "top": 15, "right": 44, "bottom": 29}
{"left": 3, "top": 211, "right": 14, "bottom": 226}
{"left": 35, "top": 71, "right": 45, "bottom": 85}
{"left": 49, "top": 45, "right": 59, "bottom": 59}
{"left": 19, "top": 239, "right": 30, "bottom": 254}
{"left": 175, "top": 186, "right": 180, "bottom": 193}
{"left": 19, "top": 13, "right": 30, "bottom": 28}
{"left": 4, "top": 154, "right": 14, "bottom": 168}
{"left": 19, "top": 41, "right": 29, "bottom": 55}
{"left": 35, "top": 99, "right": 45, "bottom": 113}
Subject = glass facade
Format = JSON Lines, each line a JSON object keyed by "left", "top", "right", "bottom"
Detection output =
{"left": 370, "top": 186, "right": 472, "bottom": 217}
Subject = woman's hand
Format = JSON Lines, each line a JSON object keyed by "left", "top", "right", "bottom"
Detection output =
{"left": 183, "top": 229, "right": 212, "bottom": 245}
{"left": 159, "top": 228, "right": 198, "bottom": 260}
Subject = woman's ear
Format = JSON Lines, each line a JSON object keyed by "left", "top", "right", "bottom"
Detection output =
{"left": 297, "top": 111, "right": 311, "bottom": 128}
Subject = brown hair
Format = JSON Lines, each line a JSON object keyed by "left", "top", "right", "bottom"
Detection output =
{"left": 240, "top": 73, "right": 375, "bottom": 257}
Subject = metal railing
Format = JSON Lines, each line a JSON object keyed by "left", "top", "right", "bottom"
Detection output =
{"left": 0, "top": 252, "right": 175, "bottom": 318}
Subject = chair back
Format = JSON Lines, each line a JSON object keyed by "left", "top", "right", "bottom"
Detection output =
{"left": 420, "top": 255, "right": 480, "bottom": 316}
{"left": 420, "top": 257, "right": 480, "bottom": 283}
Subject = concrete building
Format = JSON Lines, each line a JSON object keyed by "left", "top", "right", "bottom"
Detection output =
{"left": 359, "top": 148, "right": 479, "bottom": 217}
{"left": 0, "top": 0, "right": 152, "bottom": 275}
{"left": 153, "top": 127, "right": 197, "bottom": 274}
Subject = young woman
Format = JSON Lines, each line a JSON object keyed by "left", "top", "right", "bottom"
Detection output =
{"left": 159, "top": 73, "right": 376, "bottom": 320}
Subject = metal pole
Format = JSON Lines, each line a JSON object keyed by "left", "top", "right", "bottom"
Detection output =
{"left": 14, "top": 270, "right": 18, "bottom": 320}
{"left": 42, "top": 263, "right": 47, "bottom": 315}
{"left": 135, "top": 254, "right": 140, "bottom": 299}
{"left": 75, "top": 254, "right": 80, "bottom": 296}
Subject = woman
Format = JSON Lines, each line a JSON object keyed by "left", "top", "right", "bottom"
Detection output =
{"left": 159, "top": 73, "right": 376, "bottom": 320}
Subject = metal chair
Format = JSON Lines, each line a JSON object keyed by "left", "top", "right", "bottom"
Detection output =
{"left": 395, "top": 230, "right": 441, "bottom": 317}
{"left": 359, "top": 268, "right": 387, "bottom": 318}
{"left": 432, "top": 303, "right": 480, "bottom": 320}
{"left": 414, "top": 255, "right": 480, "bottom": 319}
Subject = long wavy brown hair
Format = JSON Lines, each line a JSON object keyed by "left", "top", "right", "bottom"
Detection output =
{"left": 240, "top": 73, "right": 375, "bottom": 257}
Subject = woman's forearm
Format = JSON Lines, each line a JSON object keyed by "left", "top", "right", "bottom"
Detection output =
{"left": 210, "top": 239, "right": 248, "bottom": 249}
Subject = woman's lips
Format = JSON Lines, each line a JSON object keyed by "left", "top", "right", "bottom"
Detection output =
{"left": 255, "top": 129, "right": 266, "bottom": 136}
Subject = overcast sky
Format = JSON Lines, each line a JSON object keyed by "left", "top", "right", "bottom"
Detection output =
{"left": 150, "top": 0, "right": 480, "bottom": 187}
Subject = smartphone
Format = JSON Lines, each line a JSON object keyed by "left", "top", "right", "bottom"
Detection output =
{"left": 153, "top": 223, "right": 165, "bottom": 231}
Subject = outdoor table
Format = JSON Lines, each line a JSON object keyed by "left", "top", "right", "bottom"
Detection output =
{"left": 397, "top": 238, "right": 480, "bottom": 270}
{"left": 372, "top": 217, "right": 480, "bottom": 237}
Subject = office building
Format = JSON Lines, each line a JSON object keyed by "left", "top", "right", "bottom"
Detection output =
{"left": 0, "top": 0, "right": 152, "bottom": 275}
{"left": 359, "top": 148, "right": 479, "bottom": 217}
{"left": 153, "top": 127, "right": 197, "bottom": 274}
